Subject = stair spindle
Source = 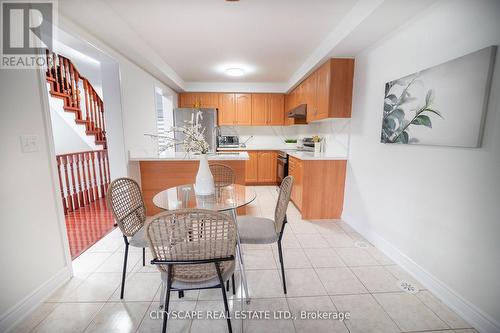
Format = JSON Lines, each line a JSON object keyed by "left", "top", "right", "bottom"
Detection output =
{"left": 56, "top": 156, "right": 68, "bottom": 214}
{"left": 62, "top": 155, "right": 74, "bottom": 212}
{"left": 80, "top": 153, "right": 90, "bottom": 206}
{"left": 68, "top": 155, "right": 79, "bottom": 209}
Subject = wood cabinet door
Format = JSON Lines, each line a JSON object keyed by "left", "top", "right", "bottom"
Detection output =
{"left": 235, "top": 93, "right": 252, "bottom": 125}
{"left": 268, "top": 94, "right": 285, "bottom": 125}
{"left": 257, "top": 151, "right": 277, "bottom": 183}
{"left": 289, "top": 158, "right": 297, "bottom": 202}
{"left": 295, "top": 159, "right": 303, "bottom": 210}
{"left": 245, "top": 151, "right": 259, "bottom": 183}
{"left": 289, "top": 157, "right": 303, "bottom": 209}
{"left": 251, "top": 94, "right": 267, "bottom": 125}
{"left": 199, "top": 93, "right": 219, "bottom": 109}
{"left": 316, "top": 62, "right": 331, "bottom": 120}
{"left": 218, "top": 93, "right": 235, "bottom": 125}
{"left": 179, "top": 93, "right": 198, "bottom": 108}
{"left": 305, "top": 72, "right": 319, "bottom": 122}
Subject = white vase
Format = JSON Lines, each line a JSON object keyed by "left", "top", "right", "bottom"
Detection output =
{"left": 195, "top": 154, "right": 215, "bottom": 196}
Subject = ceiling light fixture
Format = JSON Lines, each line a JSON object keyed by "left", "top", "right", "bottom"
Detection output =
{"left": 225, "top": 67, "right": 245, "bottom": 77}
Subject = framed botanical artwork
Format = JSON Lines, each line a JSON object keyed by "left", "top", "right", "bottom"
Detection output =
{"left": 381, "top": 46, "right": 497, "bottom": 147}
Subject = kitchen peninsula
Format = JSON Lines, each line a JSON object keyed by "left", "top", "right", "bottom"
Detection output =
{"left": 130, "top": 151, "right": 249, "bottom": 215}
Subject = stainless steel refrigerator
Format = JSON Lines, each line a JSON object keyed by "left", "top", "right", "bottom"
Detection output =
{"left": 173, "top": 108, "right": 217, "bottom": 152}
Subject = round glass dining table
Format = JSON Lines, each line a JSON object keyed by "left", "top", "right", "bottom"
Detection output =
{"left": 152, "top": 184, "right": 256, "bottom": 212}
{"left": 152, "top": 183, "right": 256, "bottom": 304}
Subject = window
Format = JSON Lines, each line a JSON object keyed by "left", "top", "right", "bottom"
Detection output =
{"left": 154, "top": 87, "right": 174, "bottom": 152}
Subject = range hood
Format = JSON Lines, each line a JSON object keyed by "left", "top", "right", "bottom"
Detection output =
{"left": 287, "top": 104, "right": 307, "bottom": 119}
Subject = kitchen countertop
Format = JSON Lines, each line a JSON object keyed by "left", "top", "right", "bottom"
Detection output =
{"left": 287, "top": 151, "right": 347, "bottom": 161}
{"left": 216, "top": 147, "right": 347, "bottom": 161}
{"left": 129, "top": 151, "right": 249, "bottom": 161}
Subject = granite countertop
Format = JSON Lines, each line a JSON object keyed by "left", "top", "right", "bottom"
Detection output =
{"left": 129, "top": 151, "right": 249, "bottom": 161}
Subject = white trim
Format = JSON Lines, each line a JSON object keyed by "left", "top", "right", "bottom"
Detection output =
{"left": 36, "top": 65, "right": 74, "bottom": 272}
{"left": 344, "top": 216, "right": 500, "bottom": 333}
{"left": 0, "top": 267, "right": 71, "bottom": 333}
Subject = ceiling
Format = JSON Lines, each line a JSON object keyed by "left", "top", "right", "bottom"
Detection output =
{"left": 58, "top": 0, "right": 437, "bottom": 92}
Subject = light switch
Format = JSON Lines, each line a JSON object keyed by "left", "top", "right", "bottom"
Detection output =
{"left": 20, "top": 135, "right": 40, "bottom": 153}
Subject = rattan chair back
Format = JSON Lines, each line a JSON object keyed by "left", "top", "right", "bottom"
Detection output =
{"left": 146, "top": 209, "right": 237, "bottom": 282}
{"left": 209, "top": 164, "right": 236, "bottom": 188}
{"left": 107, "top": 178, "right": 146, "bottom": 237}
{"left": 274, "top": 176, "right": 294, "bottom": 233}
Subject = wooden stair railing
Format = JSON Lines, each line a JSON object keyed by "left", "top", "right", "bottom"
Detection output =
{"left": 45, "top": 49, "right": 107, "bottom": 149}
{"left": 56, "top": 150, "right": 110, "bottom": 215}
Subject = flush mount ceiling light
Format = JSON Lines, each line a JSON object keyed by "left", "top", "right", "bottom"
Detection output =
{"left": 225, "top": 67, "right": 245, "bottom": 77}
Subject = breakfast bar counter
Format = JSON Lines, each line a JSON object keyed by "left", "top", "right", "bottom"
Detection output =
{"left": 130, "top": 152, "right": 249, "bottom": 215}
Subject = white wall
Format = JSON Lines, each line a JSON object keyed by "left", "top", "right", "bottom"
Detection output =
{"left": 343, "top": 0, "right": 500, "bottom": 332}
{"left": 0, "top": 69, "right": 71, "bottom": 331}
{"left": 101, "top": 62, "right": 128, "bottom": 179}
{"left": 228, "top": 118, "right": 350, "bottom": 156}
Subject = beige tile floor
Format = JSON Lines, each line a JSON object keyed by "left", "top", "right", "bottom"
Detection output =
{"left": 15, "top": 186, "right": 477, "bottom": 333}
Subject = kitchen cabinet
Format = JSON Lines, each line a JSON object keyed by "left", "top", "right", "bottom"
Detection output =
{"left": 179, "top": 92, "right": 219, "bottom": 108}
{"left": 268, "top": 94, "right": 285, "bottom": 125}
{"left": 236, "top": 150, "right": 277, "bottom": 184}
{"left": 257, "top": 151, "right": 277, "bottom": 183}
{"left": 251, "top": 94, "right": 285, "bottom": 126}
{"left": 289, "top": 156, "right": 303, "bottom": 210}
{"left": 217, "top": 93, "right": 252, "bottom": 125}
{"left": 250, "top": 94, "right": 267, "bottom": 125}
{"left": 245, "top": 151, "right": 259, "bottom": 183}
{"left": 284, "top": 58, "right": 354, "bottom": 123}
{"left": 218, "top": 93, "right": 236, "bottom": 125}
{"left": 288, "top": 155, "right": 347, "bottom": 219}
{"left": 236, "top": 94, "right": 252, "bottom": 125}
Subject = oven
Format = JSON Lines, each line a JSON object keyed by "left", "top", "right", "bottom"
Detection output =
{"left": 277, "top": 150, "right": 288, "bottom": 185}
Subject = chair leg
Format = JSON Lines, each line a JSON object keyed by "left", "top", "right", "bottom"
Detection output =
{"left": 226, "top": 279, "right": 230, "bottom": 292}
{"left": 277, "top": 241, "right": 287, "bottom": 294}
{"left": 142, "top": 247, "right": 146, "bottom": 266}
{"left": 231, "top": 274, "right": 236, "bottom": 295}
{"left": 162, "top": 266, "right": 172, "bottom": 333}
{"left": 159, "top": 281, "right": 166, "bottom": 309}
{"left": 215, "top": 263, "right": 232, "bottom": 333}
{"left": 120, "top": 236, "right": 129, "bottom": 299}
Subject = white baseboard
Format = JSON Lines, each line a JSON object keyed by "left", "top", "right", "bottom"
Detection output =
{"left": 0, "top": 266, "right": 71, "bottom": 333}
{"left": 344, "top": 217, "right": 500, "bottom": 333}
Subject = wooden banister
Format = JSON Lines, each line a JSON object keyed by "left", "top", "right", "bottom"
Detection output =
{"left": 56, "top": 150, "right": 110, "bottom": 215}
{"left": 44, "top": 50, "right": 107, "bottom": 149}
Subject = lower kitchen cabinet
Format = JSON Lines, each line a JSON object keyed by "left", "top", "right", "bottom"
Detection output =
{"left": 257, "top": 151, "right": 277, "bottom": 183}
{"left": 288, "top": 156, "right": 303, "bottom": 210}
{"left": 245, "top": 151, "right": 259, "bottom": 183}
{"left": 288, "top": 156, "right": 347, "bottom": 219}
{"left": 244, "top": 150, "right": 277, "bottom": 184}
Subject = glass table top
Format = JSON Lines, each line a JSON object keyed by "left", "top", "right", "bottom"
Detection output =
{"left": 152, "top": 184, "right": 256, "bottom": 212}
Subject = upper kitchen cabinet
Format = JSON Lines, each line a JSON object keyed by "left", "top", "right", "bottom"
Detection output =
{"left": 217, "top": 93, "right": 252, "bottom": 125}
{"left": 178, "top": 92, "right": 219, "bottom": 108}
{"left": 218, "top": 93, "right": 236, "bottom": 125}
{"left": 285, "top": 58, "right": 354, "bottom": 123}
{"left": 251, "top": 93, "right": 285, "bottom": 126}
{"left": 235, "top": 93, "right": 252, "bottom": 125}
{"left": 267, "top": 94, "right": 285, "bottom": 125}
{"left": 251, "top": 94, "right": 267, "bottom": 125}
{"left": 310, "top": 58, "right": 354, "bottom": 121}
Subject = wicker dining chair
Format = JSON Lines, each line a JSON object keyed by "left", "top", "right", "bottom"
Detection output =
{"left": 106, "top": 178, "right": 148, "bottom": 299}
{"left": 209, "top": 163, "right": 236, "bottom": 188}
{"left": 146, "top": 209, "right": 237, "bottom": 333}
{"left": 236, "top": 175, "right": 293, "bottom": 294}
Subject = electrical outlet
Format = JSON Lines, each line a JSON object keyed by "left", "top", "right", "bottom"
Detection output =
{"left": 20, "top": 135, "right": 40, "bottom": 153}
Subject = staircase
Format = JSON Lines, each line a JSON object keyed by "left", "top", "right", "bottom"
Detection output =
{"left": 45, "top": 50, "right": 107, "bottom": 149}
{"left": 44, "top": 50, "right": 110, "bottom": 215}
